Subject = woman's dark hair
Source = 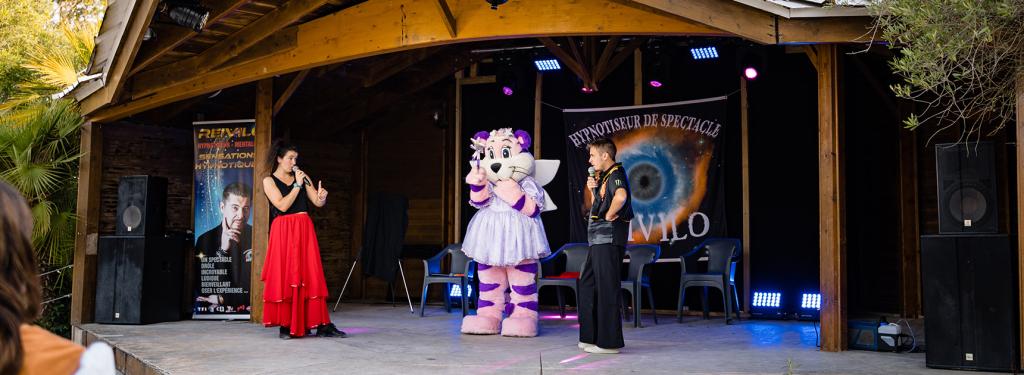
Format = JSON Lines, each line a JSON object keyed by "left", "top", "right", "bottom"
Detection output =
{"left": 266, "top": 139, "right": 299, "bottom": 172}
{"left": 0, "top": 181, "right": 40, "bottom": 375}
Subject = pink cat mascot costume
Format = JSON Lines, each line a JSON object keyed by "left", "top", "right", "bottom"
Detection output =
{"left": 461, "top": 128, "right": 558, "bottom": 337}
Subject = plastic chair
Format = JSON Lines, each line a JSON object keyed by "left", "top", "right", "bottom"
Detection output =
{"left": 676, "top": 238, "right": 741, "bottom": 324}
{"left": 621, "top": 244, "right": 660, "bottom": 328}
{"left": 537, "top": 243, "right": 589, "bottom": 318}
{"left": 419, "top": 244, "right": 474, "bottom": 317}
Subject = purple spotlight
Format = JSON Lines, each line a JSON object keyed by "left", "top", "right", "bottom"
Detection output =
{"left": 502, "top": 86, "right": 514, "bottom": 96}
{"left": 744, "top": 67, "right": 758, "bottom": 80}
{"left": 580, "top": 86, "right": 594, "bottom": 94}
{"left": 648, "top": 80, "right": 663, "bottom": 88}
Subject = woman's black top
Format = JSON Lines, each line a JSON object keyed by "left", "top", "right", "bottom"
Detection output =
{"left": 269, "top": 174, "right": 310, "bottom": 222}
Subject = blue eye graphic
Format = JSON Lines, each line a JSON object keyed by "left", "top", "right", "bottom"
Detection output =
{"left": 617, "top": 140, "right": 689, "bottom": 222}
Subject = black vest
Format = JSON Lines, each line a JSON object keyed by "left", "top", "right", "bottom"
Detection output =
{"left": 587, "top": 163, "right": 633, "bottom": 246}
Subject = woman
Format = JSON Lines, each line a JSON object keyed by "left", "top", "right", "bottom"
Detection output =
{"left": 261, "top": 140, "right": 345, "bottom": 339}
{"left": 0, "top": 181, "right": 114, "bottom": 374}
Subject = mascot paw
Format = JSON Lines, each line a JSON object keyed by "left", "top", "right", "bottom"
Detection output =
{"left": 461, "top": 315, "right": 501, "bottom": 335}
{"left": 499, "top": 317, "right": 538, "bottom": 337}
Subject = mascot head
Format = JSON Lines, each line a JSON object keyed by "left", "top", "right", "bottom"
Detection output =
{"left": 471, "top": 128, "right": 535, "bottom": 183}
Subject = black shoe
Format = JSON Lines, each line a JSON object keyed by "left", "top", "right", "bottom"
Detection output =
{"left": 279, "top": 326, "right": 292, "bottom": 340}
{"left": 316, "top": 323, "right": 347, "bottom": 338}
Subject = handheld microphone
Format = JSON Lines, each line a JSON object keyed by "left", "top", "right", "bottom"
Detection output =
{"left": 292, "top": 166, "right": 312, "bottom": 186}
{"left": 587, "top": 167, "right": 598, "bottom": 198}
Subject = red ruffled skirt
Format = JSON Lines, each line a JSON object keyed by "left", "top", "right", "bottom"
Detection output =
{"left": 261, "top": 213, "right": 331, "bottom": 336}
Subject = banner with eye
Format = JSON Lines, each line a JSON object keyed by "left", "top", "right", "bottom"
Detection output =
{"left": 562, "top": 97, "right": 728, "bottom": 258}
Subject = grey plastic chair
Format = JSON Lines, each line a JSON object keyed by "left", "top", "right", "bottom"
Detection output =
{"left": 676, "top": 238, "right": 741, "bottom": 324}
{"left": 537, "top": 243, "right": 589, "bottom": 318}
{"left": 419, "top": 244, "right": 474, "bottom": 317}
{"left": 621, "top": 244, "right": 660, "bottom": 328}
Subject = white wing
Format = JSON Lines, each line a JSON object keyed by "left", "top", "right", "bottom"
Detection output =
{"left": 542, "top": 187, "right": 557, "bottom": 211}
{"left": 533, "top": 159, "right": 560, "bottom": 186}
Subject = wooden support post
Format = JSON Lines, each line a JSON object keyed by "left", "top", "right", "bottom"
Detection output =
{"left": 812, "top": 44, "right": 847, "bottom": 352}
{"left": 740, "top": 76, "right": 750, "bottom": 314}
{"left": 534, "top": 72, "right": 543, "bottom": 157}
{"left": 1015, "top": 74, "right": 1024, "bottom": 368}
{"left": 454, "top": 71, "right": 464, "bottom": 241}
{"left": 897, "top": 101, "right": 921, "bottom": 318}
{"left": 634, "top": 50, "right": 643, "bottom": 105}
{"left": 71, "top": 122, "right": 103, "bottom": 326}
{"left": 251, "top": 79, "right": 273, "bottom": 322}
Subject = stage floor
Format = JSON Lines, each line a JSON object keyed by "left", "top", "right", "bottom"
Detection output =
{"left": 80, "top": 304, "right": 988, "bottom": 374}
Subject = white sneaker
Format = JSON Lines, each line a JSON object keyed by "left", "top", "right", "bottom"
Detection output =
{"left": 583, "top": 346, "right": 620, "bottom": 354}
{"left": 578, "top": 342, "right": 596, "bottom": 349}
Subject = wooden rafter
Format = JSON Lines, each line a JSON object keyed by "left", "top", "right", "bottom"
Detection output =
{"left": 617, "top": 0, "right": 774, "bottom": 44}
{"left": 86, "top": 0, "right": 727, "bottom": 121}
{"left": 131, "top": 0, "right": 333, "bottom": 99}
{"left": 128, "top": 0, "right": 253, "bottom": 76}
{"left": 360, "top": 47, "right": 445, "bottom": 88}
{"left": 435, "top": 0, "right": 457, "bottom": 38}
{"left": 77, "top": 0, "right": 161, "bottom": 115}
{"left": 273, "top": 69, "right": 309, "bottom": 116}
{"left": 540, "top": 36, "right": 643, "bottom": 91}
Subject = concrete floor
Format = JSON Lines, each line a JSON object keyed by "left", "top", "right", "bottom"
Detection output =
{"left": 82, "top": 304, "right": 996, "bottom": 374}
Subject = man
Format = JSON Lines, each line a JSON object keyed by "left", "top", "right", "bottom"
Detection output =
{"left": 194, "top": 182, "right": 253, "bottom": 314}
{"left": 578, "top": 137, "right": 633, "bottom": 354}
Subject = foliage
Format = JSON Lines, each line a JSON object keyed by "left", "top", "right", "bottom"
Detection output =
{"left": 869, "top": 0, "right": 1024, "bottom": 141}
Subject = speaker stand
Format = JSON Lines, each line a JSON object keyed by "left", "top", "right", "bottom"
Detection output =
{"left": 332, "top": 252, "right": 414, "bottom": 314}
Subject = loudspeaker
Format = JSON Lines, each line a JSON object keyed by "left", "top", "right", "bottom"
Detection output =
{"left": 116, "top": 176, "right": 167, "bottom": 236}
{"left": 920, "top": 234, "right": 1019, "bottom": 372}
{"left": 95, "top": 233, "right": 187, "bottom": 324}
{"left": 935, "top": 142, "right": 998, "bottom": 234}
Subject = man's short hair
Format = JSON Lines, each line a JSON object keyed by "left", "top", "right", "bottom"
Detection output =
{"left": 587, "top": 138, "right": 617, "bottom": 160}
{"left": 222, "top": 182, "right": 251, "bottom": 201}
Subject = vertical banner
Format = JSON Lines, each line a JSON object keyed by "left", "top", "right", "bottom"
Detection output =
{"left": 192, "top": 119, "right": 256, "bottom": 320}
{"left": 564, "top": 97, "right": 728, "bottom": 258}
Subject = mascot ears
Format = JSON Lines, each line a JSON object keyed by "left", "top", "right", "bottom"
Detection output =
{"left": 513, "top": 129, "right": 532, "bottom": 151}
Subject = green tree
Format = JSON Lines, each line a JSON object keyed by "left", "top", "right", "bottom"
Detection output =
{"left": 0, "top": 0, "right": 61, "bottom": 102}
{"left": 869, "top": 0, "right": 1024, "bottom": 140}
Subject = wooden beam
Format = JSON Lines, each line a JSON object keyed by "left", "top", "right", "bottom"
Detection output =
{"left": 740, "top": 76, "right": 750, "bottom": 314}
{"left": 897, "top": 103, "right": 921, "bottom": 318}
{"left": 251, "top": 78, "right": 273, "bottom": 323}
{"left": 71, "top": 122, "right": 103, "bottom": 325}
{"left": 776, "top": 17, "right": 872, "bottom": 44}
{"left": 539, "top": 37, "right": 593, "bottom": 89}
{"left": 77, "top": 0, "right": 160, "bottom": 115}
{"left": 132, "top": 0, "right": 332, "bottom": 99}
{"left": 434, "top": 0, "right": 457, "bottom": 38}
{"left": 454, "top": 70, "right": 463, "bottom": 241}
{"left": 594, "top": 37, "right": 645, "bottom": 83}
{"left": 592, "top": 36, "right": 619, "bottom": 83}
{"left": 533, "top": 71, "right": 542, "bottom": 157}
{"left": 620, "top": 0, "right": 775, "bottom": 44}
{"left": 128, "top": 0, "right": 253, "bottom": 76}
{"left": 361, "top": 47, "right": 444, "bottom": 88}
{"left": 1016, "top": 74, "right": 1024, "bottom": 369}
{"left": 273, "top": 69, "right": 309, "bottom": 116}
{"left": 811, "top": 44, "right": 847, "bottom": 352}
{"left": 88, "top": 0, "right": 721, "bottom": 122}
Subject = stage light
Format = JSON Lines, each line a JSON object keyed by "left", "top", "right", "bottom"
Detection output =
{"left": 744, "top": 67, "right": 758, "bottom": 80}
{"left": 485, "top": 0, "right": 508, "bottom": 10}
{"left": 496, "top": 55, "right": 518, "bottom": 96}
{"left": 798, "top": 292, "right": 821, "bottom": 320}
{"left": 533, "top": 59, "right": 561, "bottom": 71}
{"left": 160, "top": 2, "right": 210, "bottom": 32}
{"left": 449, "top": 284, "right": 473, "bottom": 298}
{"left": 750, "top": 291, "right": 784, "bottom": 319}
{"left": 801, "top": 293, "right": 821, "bottom": 310}
{"left": 501, "top": 86, "right": 514, "bottom": 96}
{"left": 752, "top": 292, "right": 781, "bottom": 308}
{"left": 690, "top": 46, "right": 719, "bottom": 60}
{"left": 580, "top": 86, "right": 594, "bottom": 94}
{"left": 648, "top": 80, "right": 663, "bottom": 88}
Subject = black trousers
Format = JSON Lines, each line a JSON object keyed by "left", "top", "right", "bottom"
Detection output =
{"left": 578, "top": 243, "right": 624, "bottom": 349}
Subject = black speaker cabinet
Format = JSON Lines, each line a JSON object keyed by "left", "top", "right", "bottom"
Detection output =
{"left": 935, "top": 142, "right": 998, "bottom": 234}
{"left": 95, "top": 234, "right": 187, "bottom": 324}
{"left": 116, "top": 175, "right": 167, "bottom": 236}
{"left": 921, "top": 234, "right": 1019, "bottom": 372}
